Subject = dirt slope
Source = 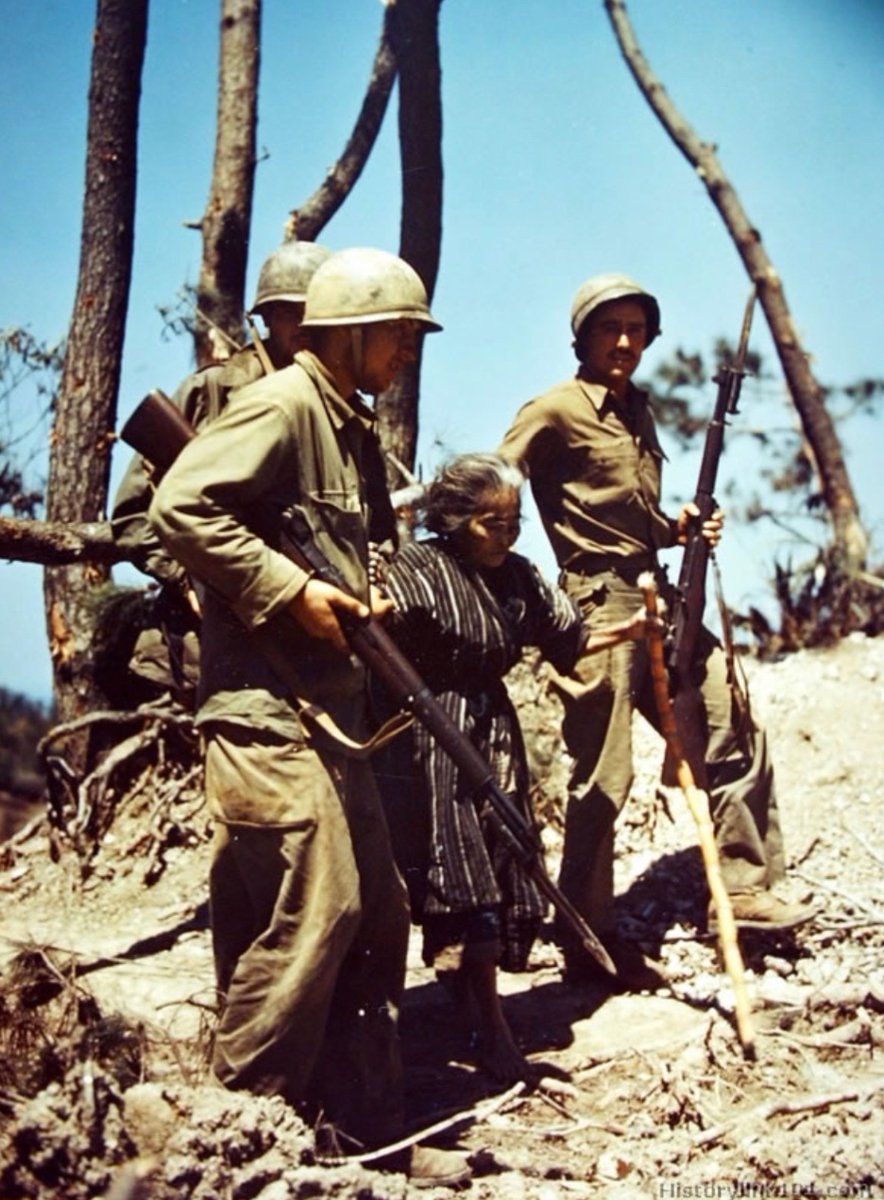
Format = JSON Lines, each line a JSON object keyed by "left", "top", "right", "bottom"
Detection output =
{"left": 0, "top": 634, "right": 882, "bottom": 1198}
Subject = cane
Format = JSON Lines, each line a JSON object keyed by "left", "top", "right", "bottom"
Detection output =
{"left": 638, "top": 572, "right": 756, "bottom": 1059}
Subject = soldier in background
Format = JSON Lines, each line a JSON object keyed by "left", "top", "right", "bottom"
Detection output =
{"left": 110, "top": 241, "right": 332, "bottom": 704}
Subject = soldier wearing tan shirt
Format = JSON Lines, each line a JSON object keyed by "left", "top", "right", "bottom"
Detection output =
{"left": 500, "top": 273, "right": 815, "bottom": 990}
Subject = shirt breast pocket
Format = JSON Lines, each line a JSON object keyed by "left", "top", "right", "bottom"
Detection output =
{"left": 305, "top": 489, "right": 370, "bottom": 598}
{"left": 583, "top": 438, "right": 636, "bottom": 500}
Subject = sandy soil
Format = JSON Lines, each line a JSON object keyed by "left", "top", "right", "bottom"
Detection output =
{"left": 0, "top": 633, "right": 882, "bottom": 1198}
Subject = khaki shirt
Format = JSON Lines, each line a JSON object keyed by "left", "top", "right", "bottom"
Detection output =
{"left": 111, "top": 345, "right": 267, "bottom": 587}
{"left": 149, "top": 350, "right": 392, "bottom": 735}
{"left": 499, "top": 370, "right": 677, "bottom": 571}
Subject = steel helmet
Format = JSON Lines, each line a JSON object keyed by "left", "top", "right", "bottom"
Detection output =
{"left": 250, "top": 241, "right": 333, "bottom": 312}
{"left": 570, "top": 273, "right": 661, "bottom": 344}
{"left": 301, "top": 248, "right": 442, "bottom": 330}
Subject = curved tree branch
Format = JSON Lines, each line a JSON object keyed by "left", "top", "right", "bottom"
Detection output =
{"left": 287, "top": 4, "right": 398, "bottom": 241}
{"left": 604, "top": 0, "right": 867, "bottom": 571}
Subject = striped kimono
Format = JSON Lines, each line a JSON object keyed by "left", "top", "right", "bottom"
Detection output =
{"left": 384, "top": 538, "right": 585, "bottom": 971}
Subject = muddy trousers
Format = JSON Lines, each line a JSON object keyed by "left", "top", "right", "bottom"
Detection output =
{"left": 554, "top": 570, "right": 785, "bottom": 972}
{"left": 205, "top": 725, "right": 411, "bottom": 1148}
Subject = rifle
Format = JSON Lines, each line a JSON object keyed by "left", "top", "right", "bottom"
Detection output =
{"left": 120, "top": 389, "right": 617, "bottom": 977}
{"left": 119, "top": 388, "right": 197, "bottom": 474}
{"left": 668, "top": 287, "right": 757, "bottom": 786}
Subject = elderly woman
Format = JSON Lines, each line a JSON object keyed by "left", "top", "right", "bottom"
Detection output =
{"left": 383, "top": 453, "right": 651, "bottom": 1083}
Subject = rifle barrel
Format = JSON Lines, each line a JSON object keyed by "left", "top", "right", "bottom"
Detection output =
{"left": 119, "top": 389, "right": 617, "bottom": 977}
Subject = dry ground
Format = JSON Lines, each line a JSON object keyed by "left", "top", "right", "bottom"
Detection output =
{"left": 0, "top": 634, "right": 882, "bottom": 1199}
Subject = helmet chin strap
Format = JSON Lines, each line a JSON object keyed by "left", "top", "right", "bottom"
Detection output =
{"left": 349, "top": 326, "right": 365, "bottom": 387}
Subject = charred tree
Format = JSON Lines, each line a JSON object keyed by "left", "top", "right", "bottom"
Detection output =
{"left": 376, "top": 0, "right": 444, "bottom": 484}
{"left": 43, "top": 0, "right": 148, "bottom": 723}
{"left": 193, "top": 0, "right": 261, "bottom": 366}
{"left": 605, "top": 0, "right": 868, "bottom": 572}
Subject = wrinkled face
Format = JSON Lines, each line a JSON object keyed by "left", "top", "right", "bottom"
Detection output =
{"left": 460, "top": 487, "right": 522, "bottom": 570}
{"left": 577, "top": 298, "right": 648, "bottom": 396}
{"left": 359, "top": 319, "right": 421, "bottom": 394}
{"left": 263, "top": 301, "right": 306, "bottom": 363}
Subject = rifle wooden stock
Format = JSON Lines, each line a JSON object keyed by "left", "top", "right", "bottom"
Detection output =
{"left": 119, "top": 390, "right": 617, "bottom": 977}
{"left": 119, "top": 389, "right": 194, "bottom": 478}
{"left": 668, "top": 288, "right": 757, "bottom": 786}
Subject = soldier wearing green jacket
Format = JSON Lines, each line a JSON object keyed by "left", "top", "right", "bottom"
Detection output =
{"left": 149, "top": 249, "right": 469, "bottom": 1187}
{"left": 111, "top": 242, "right": 332, "bottom": 700}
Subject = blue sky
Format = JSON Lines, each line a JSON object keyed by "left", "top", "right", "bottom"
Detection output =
{"left": 2, "top": 0, "right": 883, "bottom": 703}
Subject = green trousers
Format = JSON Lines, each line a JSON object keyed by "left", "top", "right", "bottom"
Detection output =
{"left": 553, "top": 568, "right": 785, "bottom": 972}
{"left": 204, "top": 716, "right": 411, "bottom": 1148}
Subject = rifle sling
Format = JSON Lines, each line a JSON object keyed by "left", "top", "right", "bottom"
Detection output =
{"left": 712, "top": 554, "right": 755, "bottom": 748}
{"left": 246, "top": 622, "right": 415, "bottom": 760}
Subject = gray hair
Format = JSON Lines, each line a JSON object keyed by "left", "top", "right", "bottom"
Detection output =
{"left": 421, "top": 453, "right": 524, "bottom": 538}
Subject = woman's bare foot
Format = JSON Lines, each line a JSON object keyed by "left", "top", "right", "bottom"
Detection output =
{"left": 472, "top": 1025, "right": 537, "bottom": 1084}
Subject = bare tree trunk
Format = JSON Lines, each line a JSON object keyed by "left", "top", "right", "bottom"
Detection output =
{"left": 43, "top": 0, "right": 148, "bottom": 722}
{"left": 288, "top": 7, "right": 397, "bottom": 242}
{"left": 604, "top": 0, "right": 867, "bottom": 571}
{"left": 194, "top": 0, "right": 261, "bottom": 366}
{"left": 376, "top": 0, "right": 444, "bottom": 482}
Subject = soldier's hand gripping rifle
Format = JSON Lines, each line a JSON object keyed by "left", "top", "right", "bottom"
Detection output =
{"left": 120, "top": 389, "right": 617, "bottom": 978}
{"left": 668, "top": 287, "right": 757, "bottom": 787}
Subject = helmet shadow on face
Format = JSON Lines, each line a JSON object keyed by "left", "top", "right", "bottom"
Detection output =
{"left": 573, "top": 298, "right": 650, "bottom": 390}
{"left": 570, "top": 272, "right": 661, "bottom": 356}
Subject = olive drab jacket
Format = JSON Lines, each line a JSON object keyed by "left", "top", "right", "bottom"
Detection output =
{"left": 112, "top": 345, "right": 267, "bottom": 589}
{"left": 148, "top": 349, "right": 396, "bottom": 740}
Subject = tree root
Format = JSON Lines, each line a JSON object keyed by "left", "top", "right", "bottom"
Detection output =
{"left": 37, "top": 702, "right": 204, "bottom": 883}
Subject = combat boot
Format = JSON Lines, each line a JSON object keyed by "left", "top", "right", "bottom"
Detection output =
{"left": 708, "top": 889, "right": 818, "bottom": 934}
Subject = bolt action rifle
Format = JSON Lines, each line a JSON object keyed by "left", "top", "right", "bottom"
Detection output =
{"left": 668, "top": 287, "right": 757, "bottom": 787}
{"left": 120, "top": 389, "right": 617, "bottom": 977}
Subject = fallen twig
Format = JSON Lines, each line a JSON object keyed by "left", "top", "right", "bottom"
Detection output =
{"left": 795, "top": 871, "right": 884, "bottom": 922}
{"left": 486, "top": 1112, "right": 627, "bottom": 1138}
{"left": 839, "top": 813, "right": 884, "bottom": 869}
{"left": 691, "top": 1087, "right": 870, "bottom": 1148}
{"left": 535, "top": 1083, "right": 575, "bottom": 1120}
{"left": 317, "top": 1081, "right": 527, "bottom": 1166}
{"left": 4, "top": 810, "right": 47, "bottom": 849}
{"left": 764, "top": 1013, "right": 874, "bottom": 1051}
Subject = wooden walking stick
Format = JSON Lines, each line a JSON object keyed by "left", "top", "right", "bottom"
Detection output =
{"left": 638, "top": 572, "right": 756, "bottom": 1059}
